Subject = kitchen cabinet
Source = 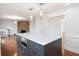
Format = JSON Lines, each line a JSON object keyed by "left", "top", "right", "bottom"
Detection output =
{"left": 16, "top": 35, "right": 62, "bottom": 56}
{"left": 16, "top": 36, "right": 30, "bottom": 56}
{"left": 27, "top": 39, "right": 61, "bottom": 56}
{"left": 27, "top": 40, "right": 44, "bottom": 56}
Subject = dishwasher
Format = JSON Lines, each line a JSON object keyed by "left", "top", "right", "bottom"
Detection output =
{"left": 17, "top": 37, "right": 30, "bottom": 56}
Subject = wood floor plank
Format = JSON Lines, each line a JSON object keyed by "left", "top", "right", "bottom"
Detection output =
{"left": 64, "top": 49, "right": 79, "bottom": 56}
{"left": 1, "top": 35, "right": 17, "bottom": 56}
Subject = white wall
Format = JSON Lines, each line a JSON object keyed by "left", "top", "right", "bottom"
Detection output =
{"left": 35, "top": 17, "right": 62, "bottom": 38}
{"left": 0, "top": 15, "right": 62, "bottom": 38}
{"left": 0, "top": 20, "right": 17, "bottom": 35}
{"left": 46, "top": 18, "right": 61, "bottom": 36}
{"left": 0, "top": 19, "right": 33, "bottom": 35}
{"left": 30, "top": 18, "right": 36, "bottom": 33}
{"left": 30, "top": 14, "right": 62, "bottom": 38}
{"left": 64, "top": 6, "right": 79, "bottom": 53}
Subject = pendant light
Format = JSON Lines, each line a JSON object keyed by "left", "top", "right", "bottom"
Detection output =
{"left": 29, "top": 8, "right": 33, "bottom": 21}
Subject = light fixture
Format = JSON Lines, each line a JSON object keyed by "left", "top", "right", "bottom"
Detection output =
{"left": 40, "top": 9, "right": 44, "bottom": 17}
{"left": 30, "top": 14, "right": 33, "bottom": 20}
{"left": 65, "top": 3, "right": 70, "bottom": 6}
{"left": 14, "top": 21, "right": 17, "bottom": 24}
{"left": 40, "top": 12, "right": 44, "bottom": 17}
{"left": 29, "top": 8, "right": 33, "bottom": 20}
{"left": 3, "top": 15, "right": 24, "bottom": 19}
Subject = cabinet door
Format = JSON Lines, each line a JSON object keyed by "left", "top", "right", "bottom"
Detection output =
{"left": 27, "top": 40, "right": 44, "bottom": 56}
{"left": 16, "top": 36, "right": 30, "bottom": 56}
{"left": 16, "top": 36, "right": 22, "bottom": 51}
{"left": 22, "top": 47, "right": 30, "bottom": 56}
{"left": 16, "top": 36, "right": 23, "bottom": 56}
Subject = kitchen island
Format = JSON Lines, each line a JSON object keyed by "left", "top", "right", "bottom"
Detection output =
{"left": 16, "top": 33, "right": 62, "bottom": 56}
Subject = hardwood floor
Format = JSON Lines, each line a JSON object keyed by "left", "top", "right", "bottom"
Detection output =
{"left": 1, "top": 35, "right": 17, "bottom": 56}
{"left": 1, "top": 35, "right": 79, "bottom": 56}
{"left": 64, "top": 49, "right": 79, "bottom": 56}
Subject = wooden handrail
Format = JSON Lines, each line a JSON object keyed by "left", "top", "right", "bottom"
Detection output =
{"left": 61, "top": 32, "right": 64, "bottom": 56}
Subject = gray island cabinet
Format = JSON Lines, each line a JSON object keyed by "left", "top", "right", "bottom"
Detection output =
{"left": 16, "top": 33, "right": 62, "bottom": 56}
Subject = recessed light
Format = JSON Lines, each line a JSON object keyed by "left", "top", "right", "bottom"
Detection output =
{"left": 40, "top": 12, "right": 44, "bottom": 16}
{"left": 3, "top": 15, "right": 24, "bottom": 19}
{"left": 30, "top": 15, "right": 33, "bottom": 20}
{"left": 65, "top": 3, "right": 70, "bottom": 6}
{"left": 14, "top": 21, "right": 17, "bottom": 24}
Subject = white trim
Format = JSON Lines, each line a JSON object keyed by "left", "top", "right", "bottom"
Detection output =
{"left": 65, "top": 34, "right": 79, "bottom": 39}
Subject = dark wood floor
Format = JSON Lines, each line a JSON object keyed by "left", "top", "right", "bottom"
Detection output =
{"left": 1, "top": 35, "right": 79, "bottom": 56}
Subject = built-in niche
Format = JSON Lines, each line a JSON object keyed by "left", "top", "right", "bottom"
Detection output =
{"left": 17, "top": 21, "right": 30, "bottom": 33}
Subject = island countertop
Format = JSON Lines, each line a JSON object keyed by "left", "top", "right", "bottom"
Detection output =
{"left": 16, "top": 33, "right": 61, "bottom": 45}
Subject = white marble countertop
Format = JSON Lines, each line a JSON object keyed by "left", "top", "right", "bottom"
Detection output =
{"left": 16, "top": 33, "right": 61, "bottom": 45}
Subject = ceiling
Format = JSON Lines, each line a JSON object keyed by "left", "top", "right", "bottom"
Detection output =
{"left": 0, "top": 3, "right": 79, "bottom": 20}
